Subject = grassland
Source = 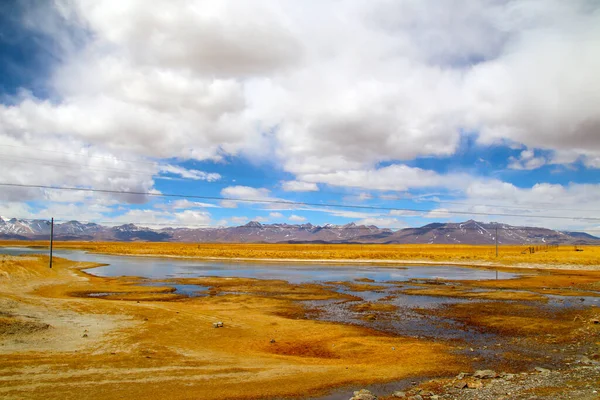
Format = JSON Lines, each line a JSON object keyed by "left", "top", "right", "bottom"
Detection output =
{"left": 2, "top": 243, "right": 600, "bottom": 399}
{"left": 2, "top": 241, "right": 599, "bottom": 268}
{"left": 0, "top": 254, "right": 466, "bottom": 400}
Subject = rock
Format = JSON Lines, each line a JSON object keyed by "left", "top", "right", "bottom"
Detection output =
{"left": 430, "top": 396, "right": 439, "bottom": 400}
{"left": 350, "top": 389, "right": 377, "bottom": 400}
{"left": 456, "top": 372, "right": 469, "bottom": 380}
{"left": 467, "top": 380, "right": 483, "bottom": 389}
{"left": 454, "top": 381, "right": 468, "bottom": 389}
{"left": 578, "top": 356, "right": 594, "bottom": 364}
{"left": 534, "top": 367, "right": 551, "bottom": 374}
{"left": 270, "top": 339, "right": 276, "bottom": 343}
{"left": 392, "top": 391, "right": 406, "bottom": 398}
{"left": 473, "top": 369, "right": 497, "bottom": 379}
{"left": 407, "top": 395, "right": 422, "bottom": 400}
{"left": 82, "top": 333, "right": 88, "bottom": 338}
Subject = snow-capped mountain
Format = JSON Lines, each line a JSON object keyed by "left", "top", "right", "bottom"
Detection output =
{"left": 0, "top": 216, "right": 597, "bottom": 244}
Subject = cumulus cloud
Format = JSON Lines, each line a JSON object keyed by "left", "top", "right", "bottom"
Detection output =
{"left": 289, "top": 214, "right": 306, "bottom": 222}
{"left": 507, "top": 150, "right": 548, "bottom": 170}
{"left": 109, "top": 209, "right": 212, "bottom": 228}
{"left": 299, "top": 164, "right": 471, "bottom": 192}
{"left": 355, "top": 217, "right": 405, "bottom": 228}
{"left": 281, "top": 181, "right": 319, "bottom": 192}
{"left": 158, "top": 165, "right": 221, "bottom": 181}
{"left": 4, "top": 0, "right": 598, "bottom": 179}
{"left": 442, "top": 180, "right": 600, "bottom": 232}
{"left": 2, "top": 0, "right": 600, "bottom": 229}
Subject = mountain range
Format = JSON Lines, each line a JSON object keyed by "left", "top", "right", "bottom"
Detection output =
{"left": 0, "top": 216, "right": 598, "bottom": 245}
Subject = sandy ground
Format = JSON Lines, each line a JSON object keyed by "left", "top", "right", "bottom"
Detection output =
{"left": 0, "top": 254, "right": 466, "bottom": 400}
{"left": 1, "top": 246, "right": 600, "bottom": 399}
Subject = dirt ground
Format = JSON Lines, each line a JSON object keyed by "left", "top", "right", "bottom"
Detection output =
{"left": 1, "top": 246, "right": 600, "bottom": 400}
{"left": 0, "top": 254, "right": 465, "bottom": 400}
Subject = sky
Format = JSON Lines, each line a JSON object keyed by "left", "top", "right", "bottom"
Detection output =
{"left": 0, "top": 0, "right": 599, "bottom": 233}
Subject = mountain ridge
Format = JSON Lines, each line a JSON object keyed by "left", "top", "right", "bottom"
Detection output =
{"left": 0, "top": 216, "right": 597, "bottom": 245}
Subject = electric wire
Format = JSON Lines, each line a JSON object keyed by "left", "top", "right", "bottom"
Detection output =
{"left": 1, "top": 182, "right": 599, "bottom": 222}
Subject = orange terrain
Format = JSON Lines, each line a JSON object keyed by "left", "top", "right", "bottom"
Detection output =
{"left": 0, "top": 253, "right": 466, "bottom": 400}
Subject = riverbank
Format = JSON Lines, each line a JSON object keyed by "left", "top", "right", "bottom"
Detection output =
{"left": 1, "top": 244, "right": 600, "bottom": 399}
{"left": 2, "top": 241, "right": 600, "bottom": 271}
{"left": 0, "top": 253, "right": 466, "bottom": 400}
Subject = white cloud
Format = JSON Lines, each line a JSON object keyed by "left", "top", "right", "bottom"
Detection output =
{"left": 1, "top": 0, "right": 600, "bottom": 227}
{"left": 230, "top": 216, "right": 249, "bottom": 224}
{"left": 289, "top": 214, "right": 306, "bottom": 222}
{"left": 355, "top": 217, "right": 405, "bottom": 228}
{"left": 168, "top": 199, "right": 220, "bottom": 209}
{"left": 299, "top": 164, "right": 471, "bottom": 192}
{"left": 158, "top": 165, "right": 221, "bottom": 181}
{"left": 269, "top": 212, "right": 283, "bottom": 218}
{"left": 424, "top": 208, "right": 452, "bottom": 219}
{"left": 446, "top": 180, "right": 600, "bottom": 231}
{"left": 281, "top": 181, "right": 319, "bottom": 192}
{"left": 221, "top": 186, "right": 273, "bottom": 200}
{"left": 507, "top": 149, "right": 548, "bottom": 170}
{"left": 3, "top": 0, "right": 597, "bottom": 183}
{"left": 106, "top": 209, "right": 211, "bottom": 228}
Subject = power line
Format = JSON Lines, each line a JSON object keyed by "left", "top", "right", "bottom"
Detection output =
{"left": 4, "top": 144, "right": 598, "bottom": 213}
{"left": 1, "top": 182, "right": 599, "bottom": 222}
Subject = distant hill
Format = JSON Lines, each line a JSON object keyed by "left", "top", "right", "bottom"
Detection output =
{"left": 1, "top": 216, "right": 598, "bottom": 245}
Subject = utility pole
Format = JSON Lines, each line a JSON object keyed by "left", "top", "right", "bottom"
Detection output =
{"left": 495, "top": 225, "right": 498, "bottom": 280}
{"left": 495, "top": 226, "right": 498, "bottom": 258}
{"left": 49, "top": 217, "right": 54, "bottom": 269}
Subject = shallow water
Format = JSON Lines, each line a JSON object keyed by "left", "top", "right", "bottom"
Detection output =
{"left": 0, "top": 246, "right": 516, "bottom": 283}
{"left": 2, "top": 245, "right": 595, "bottom": 398}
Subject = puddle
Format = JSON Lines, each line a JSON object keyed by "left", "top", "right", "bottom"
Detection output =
{"left": 140, "top": 282, "right": 209, "bottom": 297}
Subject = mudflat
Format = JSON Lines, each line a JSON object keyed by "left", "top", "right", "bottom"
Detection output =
{"left": 1, "top": 243, "right": 600, "bottom": 399}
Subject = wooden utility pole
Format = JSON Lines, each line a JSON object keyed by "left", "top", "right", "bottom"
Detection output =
{"left": 495, "top": 225, "right": 498, "bottom": 280}
{"left": 49, "top": 217, "right": 54, "bottom": 269}
{"left": 495, "top": 226, "right": 498, "bottom": 257}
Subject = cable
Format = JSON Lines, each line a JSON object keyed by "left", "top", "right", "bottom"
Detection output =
{"left": 1, "top": 182, "right": 599, "bottom": 222}
{"left": 4, "top": 144, "right": 598, "bottom": 213}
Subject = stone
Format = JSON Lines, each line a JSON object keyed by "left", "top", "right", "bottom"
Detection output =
{"left": 467, "top": 380, "right": 483, "bottom": 389}
{"left": 430, "top": 396, "right": 439, "bottom": 400}
{"left": 392, "top": 391, "right": 406, "bottom": 398}
{"left": 534, "top": 367, "right": 551, "bottom": 374}
{"left": 456, "top": 372, "right": 469, "bottom": 380}
{"left": 454, "top": 381, "right": 468, "bottom": 389}
{"left": 350, "top": 389, "right": 377, "bottom": 400}
{"left": 473, "top": 369, "right": 497, "bottom": 379}
{"left": 407, "top": 396, "right": 422, "bottom": 400}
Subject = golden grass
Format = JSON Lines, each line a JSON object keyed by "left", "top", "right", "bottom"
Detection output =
{"left": 0, "top": 254, "right": 467, "bottom": 400}
{"left": 3, "top": 241, "right": 600, "bottom": 266}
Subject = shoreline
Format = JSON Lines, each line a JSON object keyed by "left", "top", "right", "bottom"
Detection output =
{"left": 2, "top": 243, "right": 600, "bottom": 272}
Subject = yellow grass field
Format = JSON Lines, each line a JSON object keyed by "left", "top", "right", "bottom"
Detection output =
{"left": 2, "top": 241, "right": 599, "bottom": 267}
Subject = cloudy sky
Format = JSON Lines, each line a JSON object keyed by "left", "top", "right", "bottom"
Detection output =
{"left": 0, "top": 0, "right": 599, "bottom": 233}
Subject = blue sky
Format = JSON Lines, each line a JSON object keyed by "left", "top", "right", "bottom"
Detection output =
{"left": 0, "top": 1, "right": 599, "bottom": 234}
